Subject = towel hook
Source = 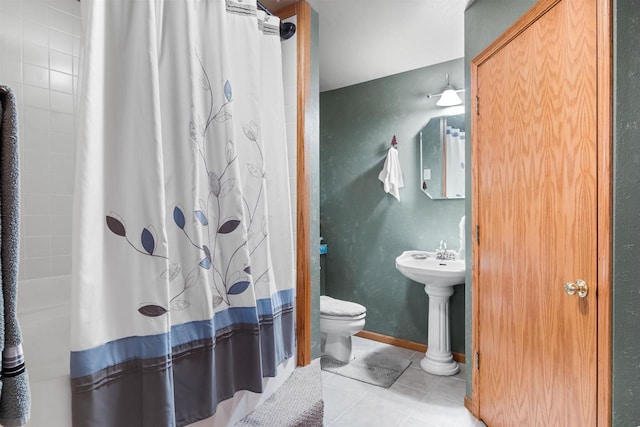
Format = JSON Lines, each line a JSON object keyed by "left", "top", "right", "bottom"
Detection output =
{"left": 391, "top": 135, "right": 398, "bottom": 149}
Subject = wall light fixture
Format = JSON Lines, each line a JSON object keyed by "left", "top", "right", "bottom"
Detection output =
{"left": 427, "top": 74, "right": 464, "bottom": 107}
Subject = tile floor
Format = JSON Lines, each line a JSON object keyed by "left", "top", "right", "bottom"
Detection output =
{"left": 322, "top": 337, "right": 484, "bottom": 427}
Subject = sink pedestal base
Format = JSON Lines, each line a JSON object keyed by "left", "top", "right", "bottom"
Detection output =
{"left": 420, "top": 284, "right": 459, "bottom": 376}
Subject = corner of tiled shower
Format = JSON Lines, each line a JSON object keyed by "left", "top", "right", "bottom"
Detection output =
{"left": 0, "top": 0, "right": 80, "bottom": 425}
{"left": 0, "top": 0, "right": 80, "bottom": 282}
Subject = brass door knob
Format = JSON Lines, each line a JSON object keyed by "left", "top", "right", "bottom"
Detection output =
{"left": 564, "top": 279, "right": 588, "bottom": 298}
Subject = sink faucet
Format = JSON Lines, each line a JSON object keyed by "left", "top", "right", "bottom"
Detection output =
{"left": 436, "top": 240, "right": 456, "bottom": 260}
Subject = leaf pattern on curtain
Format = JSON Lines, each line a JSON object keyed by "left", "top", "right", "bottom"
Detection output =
{"left": 104, "top": 55, "right": 273, "bottom": 316}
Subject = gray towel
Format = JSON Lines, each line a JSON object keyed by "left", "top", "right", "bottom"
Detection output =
{"left": 0, "top": 86, "right": 30, "bottom": 426}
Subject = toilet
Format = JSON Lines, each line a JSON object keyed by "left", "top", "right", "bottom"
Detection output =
{"left": 320, "top": 295, "right": 367, "bottom": 363}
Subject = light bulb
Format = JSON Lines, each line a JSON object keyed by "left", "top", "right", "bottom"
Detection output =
{"left": 436, "top": 87, "right": 463, "bottom": 107}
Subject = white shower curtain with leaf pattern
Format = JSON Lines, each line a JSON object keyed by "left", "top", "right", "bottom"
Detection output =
{"left": 70, "top": 1, "right": 295, "bottom": 425}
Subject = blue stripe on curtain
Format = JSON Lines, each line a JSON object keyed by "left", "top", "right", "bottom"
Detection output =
{"left": 257, "top": 287, "right": 291, "bottom": 317}
{"left": 71, "top": 306, "right": 295, "bottom": 426}
{"left": 71, "top": 289, "right": 294, "bottom": 378}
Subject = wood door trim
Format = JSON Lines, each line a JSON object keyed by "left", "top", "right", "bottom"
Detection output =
{"left": 469, "top": 0, "right": 612, "bottom": 424}
{"left": 464, "top": 46, "right": 480, "bottom": 419}
{"left": 464, "top": 395, "right": 478, "bottom": 416}
{"left": 471, "top": 0, "right": 561, "bottom": 66}
{"left": 596, "top": 0, "right": 613, "bottom": 424}
{"left": 469, "top": 55, "right": 481, "bottom": 419}
{"left": 275, "top": 2, "right": 297, "bottom": 19}
{"left": 276, "top": 1, "right": 313, "bottom": 367}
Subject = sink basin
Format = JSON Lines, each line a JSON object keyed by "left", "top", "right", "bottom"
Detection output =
{"left": 395, "top": 250, "right": 466, "bottom": 376}
{"left": 395, "top": 250, "right": 465, "bottom": 286}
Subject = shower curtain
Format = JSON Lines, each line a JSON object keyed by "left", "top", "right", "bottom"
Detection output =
{"left": 445, "top": 126, "right": 465, "bottom": 198}
{"left": 70, "top": 1, "right": 295, "bottom": 425}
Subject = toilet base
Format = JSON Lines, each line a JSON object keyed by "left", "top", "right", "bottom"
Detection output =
{"left": 321, "top": 332, "right": 355, "bottom": 363}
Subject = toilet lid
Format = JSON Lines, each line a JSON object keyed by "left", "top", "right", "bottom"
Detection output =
{"left": 320, "top": 295, "right": 366, "bottom": 318}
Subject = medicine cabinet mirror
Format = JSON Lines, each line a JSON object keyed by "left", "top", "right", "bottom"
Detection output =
{"left": 419, "top": 114, "right": 465, "bottom": 200}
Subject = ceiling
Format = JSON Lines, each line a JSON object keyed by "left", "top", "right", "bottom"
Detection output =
{"left": 261, "top": 0, "right": 467, "bottom": 92}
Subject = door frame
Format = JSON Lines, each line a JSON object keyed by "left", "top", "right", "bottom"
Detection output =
{"left": 468, "top": 0, "right": 612, "bottom": 424}
{"left": 276, "top": 1, "right": 314, "bottom": 367}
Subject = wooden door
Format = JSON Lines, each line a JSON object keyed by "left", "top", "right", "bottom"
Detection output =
{"left": 471, "top": 0, "right": 606, "bottom": 425}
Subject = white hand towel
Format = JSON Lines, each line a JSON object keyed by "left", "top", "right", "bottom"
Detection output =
{"left": 378, "top": 147, "right": 404, "bottom": 201}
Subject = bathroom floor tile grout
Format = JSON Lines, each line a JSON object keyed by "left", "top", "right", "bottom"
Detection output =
{"left": 322, "top": 337, "right": 477, "bottom": 427}
{"left": 325, "top": 393, "right": 363, "bottom": 425}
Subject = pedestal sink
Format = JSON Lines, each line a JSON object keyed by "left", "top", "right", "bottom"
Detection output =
{"left": 395, "top": 250, "right": 465, "bottom": 376}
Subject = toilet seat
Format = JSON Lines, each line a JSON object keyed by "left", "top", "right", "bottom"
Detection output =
{"left": 320, "top": 295, "right": 366, "bottom": 318}
{"left": 320, "top": 312, "right": 366, "bottom": 321}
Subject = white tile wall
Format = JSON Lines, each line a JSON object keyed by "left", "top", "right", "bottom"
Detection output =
{"left": 0, "top": 0, "right": 81, "bottom": 280}
{"left": 282, "top": 16, "right": 298, "bottom": 271}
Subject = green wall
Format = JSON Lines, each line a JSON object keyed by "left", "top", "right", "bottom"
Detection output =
{"left": 613, "top": 0, "right": 640, "bottom": 424}
{"left": 320, "top": 59, "right": 466, "bottom": 353}
{"left": 310, "top": 8, "right": 322, "bottom": 359}
{"left": 465, "top": 0, "right": 640, "bottom": 424}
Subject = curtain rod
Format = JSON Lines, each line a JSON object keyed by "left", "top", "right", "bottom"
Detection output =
{"left": 257, "top": 1, "right": 297, "bottom": 40}
{"left": 256, "top": 1, "right": 273, "bottom": 15}
{"left": 75, "top": 0, "right": 295, "bottom": 40}
{"left": 76, "top": 0, "right": 274, "bottom": 14}
{"left": 76, "top": 0, "right": 275, "bottom": 18}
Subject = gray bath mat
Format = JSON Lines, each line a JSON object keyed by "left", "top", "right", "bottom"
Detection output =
{"left": 235, "top": 359, "right": 323, "bottom": 427}
{"left": 321, "top": 351, "right": 411, "bottom": 388}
